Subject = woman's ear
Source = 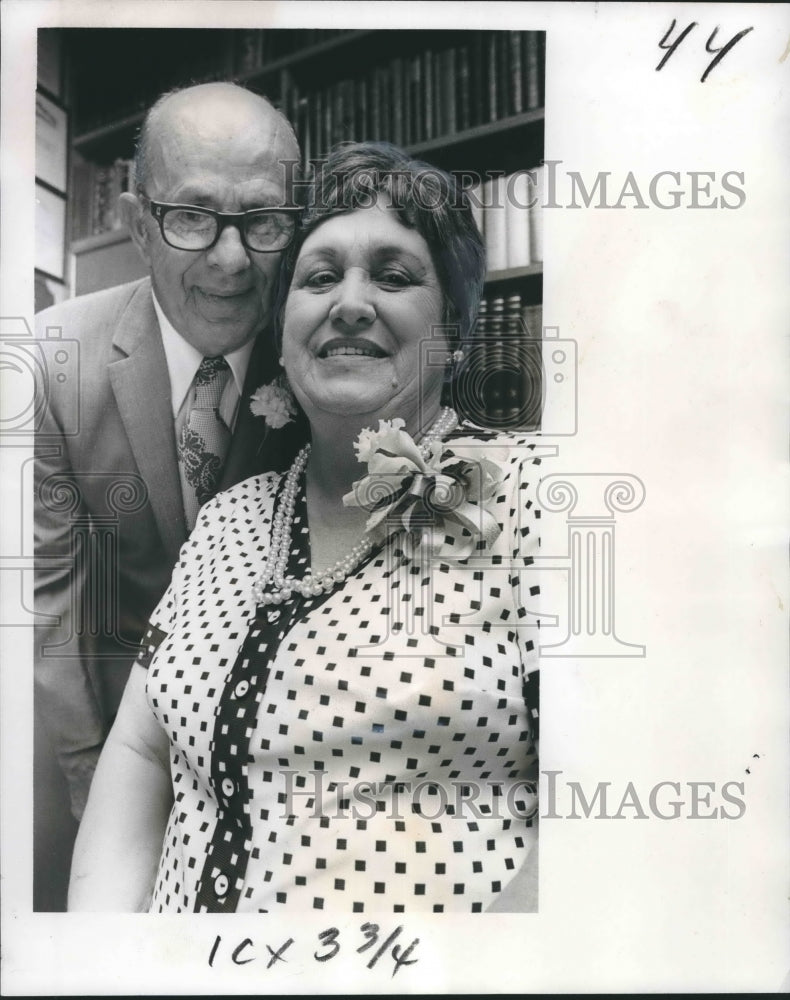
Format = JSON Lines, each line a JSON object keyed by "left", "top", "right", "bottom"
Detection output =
{"left": 119, "top": 192, "right": 152, "bottom": 266}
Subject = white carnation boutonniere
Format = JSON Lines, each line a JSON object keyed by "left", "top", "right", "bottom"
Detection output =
{"left": 250, "top": 377, "right": 296, "bottom": 429}
{"left": 343, "top": 418, "right": 504, "bottom": 559}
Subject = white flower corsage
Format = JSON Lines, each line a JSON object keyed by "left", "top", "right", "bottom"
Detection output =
{"left": 343, "top": 418, "right": 504, "bottom": 559}
{"left": 250, "top": 377, "right": 296, "bottom": 429}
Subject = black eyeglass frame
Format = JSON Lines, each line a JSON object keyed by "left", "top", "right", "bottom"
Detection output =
{"left": 142, "top": 196, "right": 301, "bottom": 253}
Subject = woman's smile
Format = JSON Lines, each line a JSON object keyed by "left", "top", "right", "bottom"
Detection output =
{"left": 317, "top": 337, "right": 389, "bottom": 360}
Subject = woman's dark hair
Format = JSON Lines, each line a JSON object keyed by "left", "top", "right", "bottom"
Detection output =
{"left": 274, "top": 141, "right": 486, "bottom": 348}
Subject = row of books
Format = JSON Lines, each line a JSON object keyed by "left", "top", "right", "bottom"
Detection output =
{"left": 235, "top": 28, "right": 346, "bottom": 73}
{"left": 75, "top": 30, "right": 543, "bottom": 143}
{"left": 280, "top": 31, "right": 545, "bottom": 163}
{"left": 458, "top": 295, "right": 544, "bottom": 429}
{"left": 468, "top": 165, "right": 545, "bottom": 273}
{"left": 70, "top": 157, "right": 135, "bottom": 241}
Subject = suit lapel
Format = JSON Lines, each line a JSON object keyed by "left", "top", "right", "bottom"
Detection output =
{"left": 108, "top": 282, "right": 187, "bottom": 565}
{"left": 221, "top": 328, "right": 294, "bottom": 487}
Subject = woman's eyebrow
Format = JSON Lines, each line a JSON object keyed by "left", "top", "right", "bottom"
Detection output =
{"left": 293, "top": 247, "right": 340, "bottom": 269}
{"left": 295, "top": 243, "right": 429, "bottom": 272}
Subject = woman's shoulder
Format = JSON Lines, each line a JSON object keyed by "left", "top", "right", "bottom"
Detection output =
{"left": 445, "top": 421, "right": 545, "bottom": 470}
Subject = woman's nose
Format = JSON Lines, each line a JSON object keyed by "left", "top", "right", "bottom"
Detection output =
{"left": 329, "top": 273, "right": 376, "bottom": 329}
{"left": 205, "top": 224, "right": 250, "bottom": 273}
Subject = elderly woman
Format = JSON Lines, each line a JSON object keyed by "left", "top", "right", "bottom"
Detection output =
{"left": 70, "top": 142, "right": 541, "bottom": 913}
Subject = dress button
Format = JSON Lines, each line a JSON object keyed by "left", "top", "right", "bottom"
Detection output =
{"left": 214, "top": 873, "right": 229, "bottom": 898}
{"left": 234, "top": 679, "right": 250, "bottom": 699}
{"left": 221, "top": 777, "right": 235, "bottom": 798}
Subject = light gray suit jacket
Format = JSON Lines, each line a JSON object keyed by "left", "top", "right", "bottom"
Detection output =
{"left": 34, "top": 277, "right": 303, "bottom": 795}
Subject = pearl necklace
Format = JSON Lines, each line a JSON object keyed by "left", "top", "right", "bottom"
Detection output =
{"left": 253, "top": 407, "right": 459, "bottom": 607}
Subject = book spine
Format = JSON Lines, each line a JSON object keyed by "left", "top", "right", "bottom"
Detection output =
{"left": 401, "top": 58, "right": 412, "bottom": 146}
{"left": 410, "top": 53, "right": 423, "bottom": 144}
{"left": 459, "top": 298, "right": 488, "bottom": 425}
{"left": 528, "top": 165, "right": 544, "bottom": 263}
{"left": 502, "top": 294, "right": 526, "bottom": 426}
{"left": 485, "top": 298, "right": 507, "bottom": 426}
{"left": 123, "top": 157, "right": 135, "bottom": 194}
{"left": 92, "top": 167, "right": 107, "bottom": 235}
{"left": 356, "top": 76, "right": 369, "bottom": 141}
{"left": 520, "top": 302, "right": 544, "bottom": 429}
{"left": 379, "top": 66, "right": 392, "bottom": 144}
{"left": 469, "top": 34, "right": 484, "bottom": 128}
{"left": 298, "top": 95, "right": 311, "bottom": 167}
{"left": 423, "top": 50, "right": 434, "bottom": 141}
{"left": 288, "top": 80, "right": 301, "bottom": 144}
{"left": 390, "top": 58, "right": 404, "bottom": 146}
{"left": 486, "top": 34, "right": 498, "bottom": 123}
{"left": 467, "top": 181, "right": 485, "bottom": 246}
{"left": 445, "top": 47, "right": 457, "bottom": 135}
{"left": 433, "top": 51, "right": 446, "bottom": 137}
{"left": 524, "top": 32, "right": 541, "bottom": 110}
{"left": 70, "top": 157, "right": 93, "bottom": 242}
{"left": 482, "top": 174, "right": 507, "bottom": 273}
{"left": 332, "top": 80, "right": 344, "bottom": 145}
{"left": 496, "top": 33, "right": 510, "bottom": 120}
{"left": 457, "top": 45, "right": 471, "bottom": 131}
{"left": 370, "top": 68, "right": 382, "bottom": 140}
{"left": 107, "top": 159, "right": 124, "bottom": 230}
{"left": 504, "top": 170, "right": 533, "bottom": 269}
{"left": 510, "top": 31, "right": 524, "bottom": 115}
{"left": 311, "top": 88, "right": 323, "bottom": 161}
{"left": 323, "top": 84, "right": 334, "bottom": 153}
{"left": 537, "top": 32, "right": 546, "bottom": 106}
{"left": 343, "top": 78, "right": 356, "bottom": 142}
{"left": 521, "top": 302, "right": 543, "bottom": 339}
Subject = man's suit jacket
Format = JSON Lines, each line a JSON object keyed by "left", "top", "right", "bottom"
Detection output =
{"left": 34, "top": 277, "right": 304, "bottom": 777}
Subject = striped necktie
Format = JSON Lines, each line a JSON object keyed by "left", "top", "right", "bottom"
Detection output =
{"left": 178, "top": 355, "right": 232, "bottom": 530}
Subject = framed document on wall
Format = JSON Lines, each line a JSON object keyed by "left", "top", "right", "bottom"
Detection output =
{"left": 35, "top": 182, "right": 66, "bottom": 279}
{"left": 37, "top": 27, "right": 63, "bottom": 98}
{"left": 35, "top": 92, "right": 67, "bottom": 192}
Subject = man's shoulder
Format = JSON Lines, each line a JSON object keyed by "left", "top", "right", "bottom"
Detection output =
{"left": 35, "top": 278, "right": 152, "bottom": 343}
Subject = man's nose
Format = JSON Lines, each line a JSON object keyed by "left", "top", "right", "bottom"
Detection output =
{"left": 329, "top": 273, "right": 376, "bottom": 329}
{"left": 205, "top": 223, "right": 250, "bottom": 272}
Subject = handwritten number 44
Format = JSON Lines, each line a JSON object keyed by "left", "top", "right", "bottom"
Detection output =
{"left": 657, "top": 20, "right": 754, "bottom": 82}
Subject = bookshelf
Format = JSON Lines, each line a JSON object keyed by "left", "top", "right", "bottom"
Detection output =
{"left": 53, "top": 27, "right": 546, "bottom": 428}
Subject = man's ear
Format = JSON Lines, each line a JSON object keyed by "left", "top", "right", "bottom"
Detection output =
{"left": 119, "top": 192, "right": 152, "bottom": 265}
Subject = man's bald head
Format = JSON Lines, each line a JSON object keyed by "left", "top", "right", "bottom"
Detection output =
{"left": 134, "top": 82, "right": 300, "bottom": 194}
{"left": 121, "top": 81, "right": 301, "bottom": 357}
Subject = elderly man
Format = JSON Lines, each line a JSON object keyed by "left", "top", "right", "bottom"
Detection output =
{"left": 34, "top": 83, "right": 304, "bottom": 904}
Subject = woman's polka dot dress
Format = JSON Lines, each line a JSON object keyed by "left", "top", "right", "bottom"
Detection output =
{"left": 140, "top": 428, "right": 541, "bottom": 913}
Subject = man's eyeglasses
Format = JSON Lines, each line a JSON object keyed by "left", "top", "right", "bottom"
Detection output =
{"left": 143, "top": 196, "right": 300, "bottom": 253}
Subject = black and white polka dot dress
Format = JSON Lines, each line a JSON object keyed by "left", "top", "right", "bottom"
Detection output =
{"left": 140, "top": 427, "right": 541, "bottom": 913}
